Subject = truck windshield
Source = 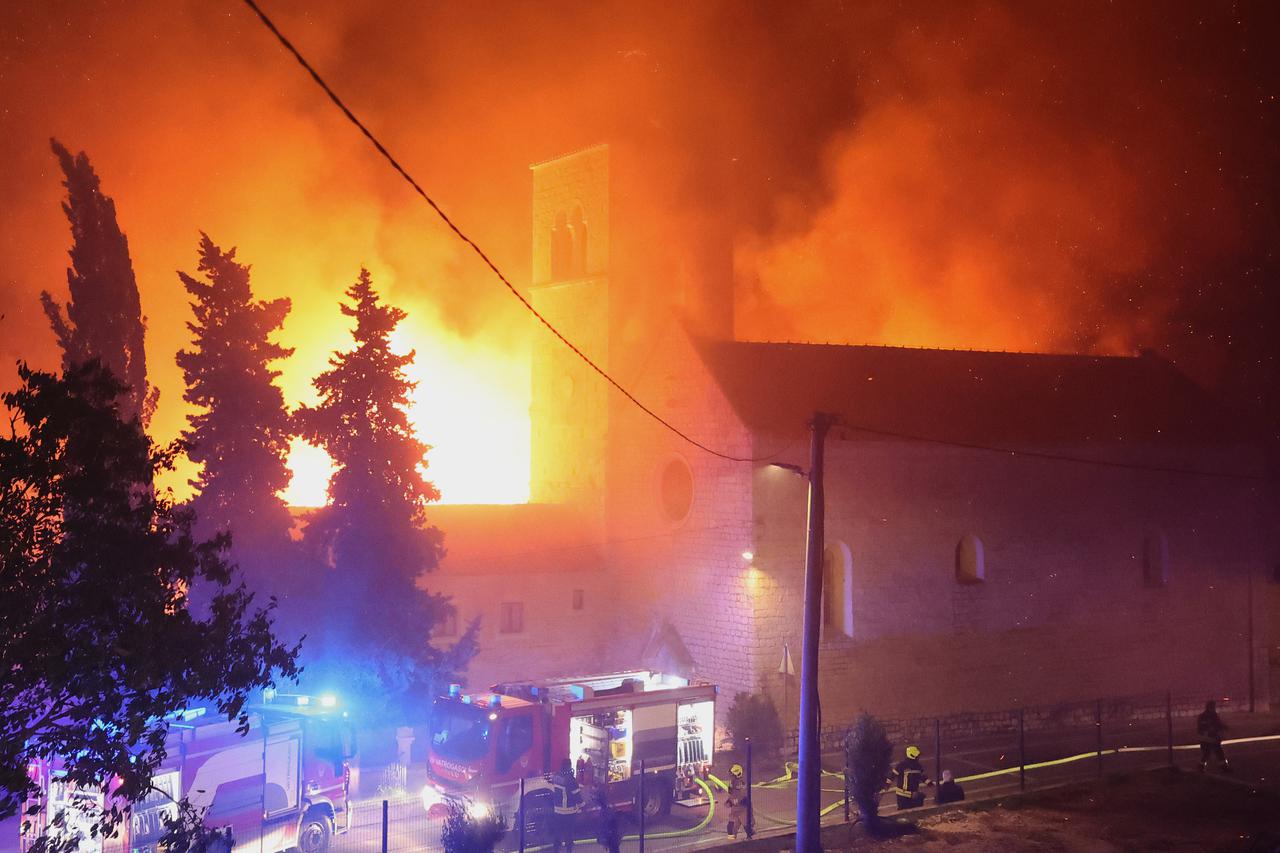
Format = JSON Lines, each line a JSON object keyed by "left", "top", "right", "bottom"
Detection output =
{"left": 430, "top": 701, "right": 491, "bottom": 762}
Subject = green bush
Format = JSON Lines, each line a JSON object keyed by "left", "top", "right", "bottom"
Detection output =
{"left": 844, "top": 713, "right": 893, "bottom": 827}
{"left": 441, "top": 798, "right": 506, "bottom": 853}
{"left": 726, "top": 691, "right": 783, "bottom": 756}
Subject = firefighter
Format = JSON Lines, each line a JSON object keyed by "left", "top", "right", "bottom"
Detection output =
{"left": 551, "top": 758, "right": 584, "bottom": 852}
{"left": 888, "top": 745, "right": 931, "bottom": 810}
{"left": 1197, "top": 700, "right": 1231, "bottom": 772}
{"left": 935, "top": 769, "right": 965, "bottom": 805}
{"left": 725, "top": 763, "right": 752, "bottom": 839}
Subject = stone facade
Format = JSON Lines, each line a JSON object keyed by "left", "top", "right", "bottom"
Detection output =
{"left": 428, "top": 144, "right": 1272, "bottom": 743}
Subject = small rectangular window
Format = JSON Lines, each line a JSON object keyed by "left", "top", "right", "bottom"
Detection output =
{"left": 437, "top": 610, "right": 458, "bottom": 637}
{"left": 572, "top": 589, "right": 584, "bottom": 610}
{"left": 499, "top": 602, "right": 524, "bottom": 634}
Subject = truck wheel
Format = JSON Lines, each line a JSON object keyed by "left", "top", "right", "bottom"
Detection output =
{"left": 297, "top": 809, "right": 332, "bottom": 853}
{"left": 637, "top": 778, "right": 671, "bottom": 819}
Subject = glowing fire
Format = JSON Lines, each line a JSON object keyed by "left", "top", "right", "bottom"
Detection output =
{"left": 278, "top": 324, "right": 530, "bottom": 508}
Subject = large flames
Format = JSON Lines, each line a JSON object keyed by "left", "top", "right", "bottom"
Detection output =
{"left": 1, "top": 1, "right": 1271, "bottom": 510}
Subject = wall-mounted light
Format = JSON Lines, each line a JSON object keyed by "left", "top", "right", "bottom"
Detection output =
{"left": 768, "top": 463, "right": 807, "bottom": 478}
{"left": 741, "top": 550, "right": 755, "bottom": 561}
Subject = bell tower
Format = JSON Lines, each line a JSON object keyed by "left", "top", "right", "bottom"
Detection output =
{"left": 529, "top": 145, "right": 611, "bottom": 515}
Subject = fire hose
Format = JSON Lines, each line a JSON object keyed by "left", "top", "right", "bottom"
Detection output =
{"left": 748, "top": 732, "right": 1280, "bottom": 826}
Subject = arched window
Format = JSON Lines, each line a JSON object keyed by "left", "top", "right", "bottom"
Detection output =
{"left": 569, "top": 205, "right": 588, "bottom": 277}
{"left": 550, "top": 210, "right": 571, "bottom": 279}
{"left": 822, "top": 541, "right": 854, "bottom": 638}
{"left": 1143, "top": 529, "right": 1169, "bottom": 588}
{"left": 955, "top": 534, "right": 985, "bottom": 584}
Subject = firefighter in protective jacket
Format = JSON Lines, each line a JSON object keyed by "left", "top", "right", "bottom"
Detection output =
{"left": 550, "top": 758, "right": 584, "bottom": 852}
{"left": 726, "top": 764, "right": 752, "bottom": 839}
{"left": 888, "top": 745, "right": 931, "bottom": 810}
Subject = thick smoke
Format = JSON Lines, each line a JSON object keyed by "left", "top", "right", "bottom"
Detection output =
{"left": 2, "top": 0, "right": 1277, "bottom": 483}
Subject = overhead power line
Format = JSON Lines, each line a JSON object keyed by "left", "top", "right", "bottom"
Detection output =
{"left": 238, "top": 0, "right": 779, "bottom": 464}
{"left": 239, "top": 0, "right": 1268, "bottom": 484}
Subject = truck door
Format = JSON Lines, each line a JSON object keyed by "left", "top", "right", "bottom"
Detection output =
{"left": 493, "top": 712, "right": 536, "bottom": 780}
{"left": 631, "top": 703, "right": 678, "bottom": 773}
{"left": 264, "top": 732, "right": 301, "bottom": 819}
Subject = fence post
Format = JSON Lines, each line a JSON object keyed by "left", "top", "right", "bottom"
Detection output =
{"left": 638, "top": 758, "right": 646, "bottom": 853}
{"left": 1166, "top": 692, "right": 1174, "bottom": 768}
{"left": 1018, "top": 709, "right": 1026, "bottom": 792}
{"left": 934, "top": 719, "right": 941, "bottom": 788}
{"left": 1095, "top": 701, "right": 1103, "bottom": 778}
{"left": 745, "top": 738, "right": 755, "bottom": 838}
{"left": 518, "top": 777, "right": 526, "bottom": 853}
{"left": 381, "top": 798, "right": 389, "bottom": 853}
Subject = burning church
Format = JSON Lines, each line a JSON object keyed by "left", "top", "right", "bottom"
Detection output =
{"left": 429, "top": 144, "right": 1272, "bottom": 738}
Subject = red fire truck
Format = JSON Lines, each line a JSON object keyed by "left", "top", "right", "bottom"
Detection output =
{"left": 20, "top": 693, "right": 355, "bottom": 853}
{"left": 421, "top": 671, "right": 716, "bottom": 828}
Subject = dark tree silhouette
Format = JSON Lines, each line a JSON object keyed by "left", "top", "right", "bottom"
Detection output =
{"left": 176, "top": 234, "right": 296, "bottom": 585}
{"left": 844, "top": 712, "right": 893, "bottom": 830}
{"left": 40, "top": 140, "right": 156, "bottom": 425}
{"left": 0, "top": 362, "right": 299, "bottom": 849}
{"left": 293, "top": 270, "right": 472, "bottom": 715}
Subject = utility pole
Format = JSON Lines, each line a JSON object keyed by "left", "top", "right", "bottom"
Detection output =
{"left": 796, "top": 412, "right": 832, "bottom": 853}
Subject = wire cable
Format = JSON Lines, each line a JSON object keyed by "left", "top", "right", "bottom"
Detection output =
{"left": 239, "top": 0, "right": 1268, "bottom": 482}
{"left": 239, "top": 0, "right": 783, "bottom": 464}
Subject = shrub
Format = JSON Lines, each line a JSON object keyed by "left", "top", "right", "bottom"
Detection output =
{"left": 441, "top": 798, "right": 506, "bottom": 853}
{"left": 726, "top": 691, "right": 784, "bottom": 757}
{"left": 844, "top": 713, "right": 893, "bottom": 827}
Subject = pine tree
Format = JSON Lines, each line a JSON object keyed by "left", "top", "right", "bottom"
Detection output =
{"left": 293, "top": 270, "right": 469, "bottom": 715}
{"left": 175, "top": 234, "right": 295, "bottom": 576}
{"left": 40, "top": 139, "right": 156, "bottom": 425}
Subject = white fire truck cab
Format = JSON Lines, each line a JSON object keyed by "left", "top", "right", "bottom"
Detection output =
{"left": 422, "top": 671, "right": 716, "bottom": 827}
{"left": 20, "top": 693, "right": 355, "bottom": 853}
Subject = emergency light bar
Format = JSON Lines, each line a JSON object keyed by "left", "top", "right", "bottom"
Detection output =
{"left": 263, "top": 691, "right": 339, "bottom": 709}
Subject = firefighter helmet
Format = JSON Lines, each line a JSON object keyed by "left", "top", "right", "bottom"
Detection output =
{"left": 906, "top": 746, "right": 921, "bottom": 759}
{"left": 730, "top": 764, "right": 745, "bottom": 777}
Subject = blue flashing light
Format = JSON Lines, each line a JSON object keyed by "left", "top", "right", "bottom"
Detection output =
{"left": 319, "top": 694, "right": 338, "bottom": 708}
{"left": 448, "top": 684, "right": 462, "bottom": 698}
{"left": 461, "top": 694, "right": 472, "bottom": 704}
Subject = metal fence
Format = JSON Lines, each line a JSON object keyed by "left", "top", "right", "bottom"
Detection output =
{"left": 332, "top": 795, "right": 444, "bottom": 853}
{"left": 783, "top": 688, "right": 1249, "bottom": 756}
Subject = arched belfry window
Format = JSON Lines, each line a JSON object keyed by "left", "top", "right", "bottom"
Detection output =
{"left": 822, "top": 541, "right": 854, "bottom": 638}
{"left": 550, "top": 210, "right": 571, "bottom": 280}
{"left": 1143, "top": 529, "right": 1169, "bottom": 588}
{"left": 569, "top": 205, "right": 588, "bottom": 277}
{"left": 955, "top": 534, "right": 985, "bottom": 584}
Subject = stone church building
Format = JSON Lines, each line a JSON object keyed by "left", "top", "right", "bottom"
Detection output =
{"left": 429, "top": 145, "right": 1273, "bottom": 739}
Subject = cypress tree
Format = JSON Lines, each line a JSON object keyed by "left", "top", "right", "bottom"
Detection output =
{"left": 294, "top": 270, "right": 469, "bottom": 714}
{"left": 40, "top": 139, "right": 155, "bottom": 424}
{"left": 175, "top": 234, "right": 295, "bottom": 576}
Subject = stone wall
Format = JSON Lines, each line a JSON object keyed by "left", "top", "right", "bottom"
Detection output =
{"left": 748, "top": 435, "right": 1270, "bottom": 735}
{"left": 428, "top": 565, "right": 620, "bottom": 690}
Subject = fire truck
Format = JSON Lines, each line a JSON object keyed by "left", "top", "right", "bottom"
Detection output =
{"left": 20, "top": 693, "right": 355, "bottom": 853}
{"left": 421, "top": 671, "right": 716, "bottom": 829}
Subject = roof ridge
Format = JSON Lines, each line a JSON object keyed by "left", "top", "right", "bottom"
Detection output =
{"left": 729, "top": 338, "right": 1140, "bottom": 361}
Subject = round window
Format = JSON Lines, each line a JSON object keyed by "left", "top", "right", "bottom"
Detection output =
{"left": 658, "top": 456, "right": 694, "bottom": 523}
